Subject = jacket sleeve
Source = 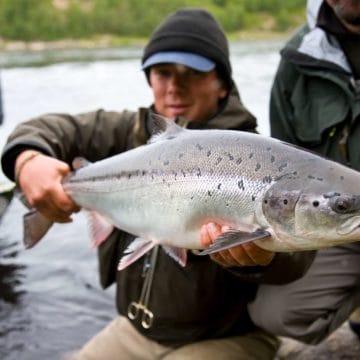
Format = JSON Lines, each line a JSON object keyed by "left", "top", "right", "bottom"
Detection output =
{"left": 269, "top": 58, "right": 301, "bottom": 144}
{"left": 1, "top": 109, "right": 135, "bottom": 181}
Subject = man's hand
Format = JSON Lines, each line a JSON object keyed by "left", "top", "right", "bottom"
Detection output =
{"left": 200, "top": 222, "right": 275, "bottom": 267}
{"left": 16, "top": 150, "right": 80, "bottom": 223}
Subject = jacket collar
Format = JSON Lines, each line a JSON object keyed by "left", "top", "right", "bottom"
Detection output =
{"left": 297, "top": 0, "right": 351, "bottom": 72}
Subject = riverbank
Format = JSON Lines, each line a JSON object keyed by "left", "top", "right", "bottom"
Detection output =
{"left": 0, "top": 29, "right": 293, "bottom": 53}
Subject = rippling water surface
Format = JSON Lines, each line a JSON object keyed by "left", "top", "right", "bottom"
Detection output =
{"left": 0, "top": 40, "right": 283, "bottom": 359}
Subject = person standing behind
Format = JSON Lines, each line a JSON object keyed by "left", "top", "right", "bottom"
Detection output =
{"left": 248, "top": 0, "right": 360, "bottom": 344}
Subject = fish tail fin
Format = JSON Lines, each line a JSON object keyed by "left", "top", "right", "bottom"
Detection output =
{"left": 23, "top": 209, "right": 54, "bottom": 249}
{"left": 118, "top": 237, "right": 155, "bottom": 270}
{"left": 162, "top": 246, "right": 187, "bottom": 267}
{"left": 86, "top": 210, "right": 114, "bottom": 248}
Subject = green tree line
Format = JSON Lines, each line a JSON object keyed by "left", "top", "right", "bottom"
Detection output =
{"left": 0, "top": 0, "right": 306, "bottom": 42}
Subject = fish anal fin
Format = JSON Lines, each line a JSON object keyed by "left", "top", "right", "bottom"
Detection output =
{"left": 23, "top": 209, "right": 54, "bottom": 249}
{"left": 162, "top": 246, "right": 187, "bottom": 267}
{"left": 118, "top": 238, "right": 155, "bottom": 270}
{"left": 199, "top": 229, "right": 271, "bottom": 256}
{"left": 87, "top": 210, "right": 114, "bottom": 248}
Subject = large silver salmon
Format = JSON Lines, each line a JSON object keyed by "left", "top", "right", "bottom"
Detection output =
{"left": 24, "top": 116, "right": 360, "bottom": 269}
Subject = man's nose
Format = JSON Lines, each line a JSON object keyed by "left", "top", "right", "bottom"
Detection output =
{"left": 168, "top": 73, "right": 186, "bottom": 90}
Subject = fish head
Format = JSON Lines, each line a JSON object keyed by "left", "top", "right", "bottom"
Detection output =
{"left": 262, "top": 177, "right": 360, "bottom": 250}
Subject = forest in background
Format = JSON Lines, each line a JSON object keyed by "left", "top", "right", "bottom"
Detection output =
{"left": 0, "top": 0, "right": 306, "bottom": 43}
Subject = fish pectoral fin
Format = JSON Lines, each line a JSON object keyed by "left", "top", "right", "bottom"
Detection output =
{"left": 162, "top": 246, "right": 187, "bottom": 267}
{"left": 23, "top": 209, "right": 54, "bottom": 249}
{"left": 86, "top": 210, "right": 115, "bottom": 248}
{"left": 118, "top": 237, "right": 155, "bottom": 271}
{"left": 198, "top": 229, "right": 271, "bottom": 256}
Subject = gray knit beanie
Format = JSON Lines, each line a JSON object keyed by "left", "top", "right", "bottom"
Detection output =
{"left": 142, "top": 8, "right": 232, "bottom": 89}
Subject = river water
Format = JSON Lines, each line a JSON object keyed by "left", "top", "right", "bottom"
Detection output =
{"left": 0, "top": 40, "right": 283, "bottom": 359}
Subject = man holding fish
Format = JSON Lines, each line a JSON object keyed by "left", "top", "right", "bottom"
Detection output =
{"left": 2, "top": 6, "right": 358, "bottom": 360}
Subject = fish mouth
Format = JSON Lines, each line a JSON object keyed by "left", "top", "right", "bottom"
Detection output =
{"left": 337, "top": 216, "right": 360, "bottom": 236}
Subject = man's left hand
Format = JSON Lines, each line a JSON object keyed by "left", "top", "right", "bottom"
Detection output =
{"left": 200, "top": 222, "right": 275, "bottom": 267}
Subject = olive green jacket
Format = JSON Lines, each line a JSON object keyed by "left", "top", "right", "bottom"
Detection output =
{"left": 1, "top": 84, "right": 315, "bottom": 346}
{"left": 270, "top": 25, "right": 360, "bottom": 170}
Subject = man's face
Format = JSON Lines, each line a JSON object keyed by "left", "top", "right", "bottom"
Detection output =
{"left": 327, "top": 0, "right": 360, "bottom": 34}
{"left": 149, "top": 64, "right": 228, "bottom": 122}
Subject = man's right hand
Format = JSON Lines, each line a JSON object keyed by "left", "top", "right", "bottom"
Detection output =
{"left": 16, "top": 150, "right": 80, "bottom": 223}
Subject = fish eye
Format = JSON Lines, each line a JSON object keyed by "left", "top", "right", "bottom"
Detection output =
{"left": 312, "top": 201, "right": 319, "bottom": 207}
{"left": 283, "top": 199, "right": 288, "bottom": 205}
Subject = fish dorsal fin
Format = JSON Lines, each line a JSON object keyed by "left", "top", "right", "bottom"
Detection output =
{"left": 72, "top": 157, "right": 92, "bottom": 170}
{"left": 118, "top": 237, "right": 155, "bottom": 270}
{"left": 199, "top": 229, "right": 271, "bottom": 256}
{"left": 162, "top": 246, "right": 187, "bottom": 267}
{"left": 86, "top": 210, "right": 114, "bottom": 248}
{"left": 148, "top": 114, "right": 184, "bottom": 144}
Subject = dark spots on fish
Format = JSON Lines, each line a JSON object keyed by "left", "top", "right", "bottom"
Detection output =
{"left": 262, "top": 175, "right": 272, "bottom": 184}
{"left": 217, "top": 183, "right": 222, "bottom": 190}
{"left": 226, "top": 152, "right": 234, "bottom": 161}
{"left": 172, "top": 171, "right": 178, "bottom": 180}
{"left": 142, "top": 170, "right": 146, "bottom": 176}
{"left": 340, "top": 176, "right": 344, "bottom": 180}
{"left": 308, "top": 175, "right": 315, "bottom": 179}
{"left": 236, "top": 157, "right": 242, "bottom": 165}
{"left": 196, "top": 143, "right": 203, "bottom": 151}
{"left": 252, "top": 196, "right": 256, "bottom": 202}
{"left": 196, "top": 168, "right": 202, "bottom": 177}
{"left": 293, "top": 171, "right": 298, "bottom": 176}
{"left": 267, "top": 147, "right": 271, "bottom": 151}
{"left": 255, "top": 163, "right": 261, "bottom": 171}
{"left": 238, "top": 179, "right": 245, "bottom": 191}
{"left": 278, "top": 163, "right": 288, "bottom": 171}
{"left": 163, "top": 160, "right": 170, "bottom": 166}
{"left": 271, "top": 155, "right": 275, "bottom": 163}
{"left": 264, "top": 199, "right": 268, "bottom": 204}
{"left": 215, "top": 157, "right": 223, "bottom": 166}
{"left": 181, "top": 170, "right": 186, "bottom": 177}
{"left": 178, "top": 153, "right": 184, "bottom": 159}
{"left": 208, "top": 190, "right": 212, "bottom": 197}
{"left": 128, "top": 173, "right": 132, "bottom": 179}
{"left": 190, "top": 195, "right": 194, "bottom": 200}
{"left": 249, "top": 153, "right": 254, "bottom": 159}
{"left": 207, "top": 150, "right": 212, "bottom": 157}
{"left": 317, "top": 177, "right": 323, "bottom": 181}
